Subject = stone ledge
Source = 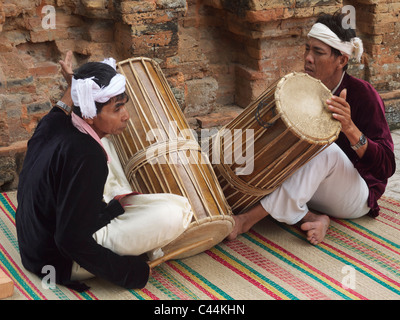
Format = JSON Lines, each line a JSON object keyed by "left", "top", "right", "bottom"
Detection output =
{"left": 195, "top": 105, "right": 243, "bottom": 129}
{"left": 0, "top": 141, "right": 27, "bottom": 156}
{"left": 381, "top": 89, "right": 400, "bottom": 101}
{"left": 0, "top": 141, "right": 27, "bottom": 191}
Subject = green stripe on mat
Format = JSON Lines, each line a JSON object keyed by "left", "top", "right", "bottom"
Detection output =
{"left": 2, "top": 191, "right": 400, "bottom": 300}
{"left": 174, "top": 259, "right": 234, "bottom": 300}
{"left": 211, "top": 244, "right": 299, "bottom": 300}
{"left": 276, "top": 222, "right": 400, "bottom": 296}
{"left": 328, "top": 225, "right": 400, "bottom": 278}
{"left": 241, "top": 232, "right": 352, "bottom": 300}
{"left": 149, "top": 266, "right": 201, "bottom": 300}
{"left": 344, "top": 219, "right": 400, "bottom": 250}
{"left": 0, "top": 193, "right": 16, "bottom": 219}
{"left": 0, "top": 248, "right": 43, "bottom": 300}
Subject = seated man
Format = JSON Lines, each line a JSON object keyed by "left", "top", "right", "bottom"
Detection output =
{"left": 16, "top": 55, "right": 151, "bottom": 291}
{"left": 228, "top": 11, "right": 396, "bottom": 245}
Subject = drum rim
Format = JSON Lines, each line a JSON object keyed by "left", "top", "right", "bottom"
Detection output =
{"left": 274, "top": 72, "right": 341, "bottom": 145}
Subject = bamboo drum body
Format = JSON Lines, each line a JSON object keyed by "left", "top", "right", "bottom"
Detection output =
{"left": 111, "top": 57, "right": 233, "bottom": 259}
{"left": 212, "top": 72, "right": 341, "bottom": 214}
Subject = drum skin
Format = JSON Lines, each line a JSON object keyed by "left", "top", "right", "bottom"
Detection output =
{"left": 211, "top": 72, "right": 341, "bottom": 214}
{"left": 110, "top": 57, "right": 234, "bottom": 259}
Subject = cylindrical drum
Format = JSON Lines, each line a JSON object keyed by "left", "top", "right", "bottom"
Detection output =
{"left": 110, "top": 57, "right": 233, "bottom": 259}
{"left": 211, "top": 72, "right": 341, "bottom": 214}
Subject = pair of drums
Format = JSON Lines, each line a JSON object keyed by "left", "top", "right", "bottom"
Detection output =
{"left": 111, "top": 57, "right": 341, "bottom": 262}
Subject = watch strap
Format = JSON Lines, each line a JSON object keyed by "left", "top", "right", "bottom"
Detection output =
{"left": 56, "top": 100, "right": 72, "bottom": 115}
{"left": 351, "top": 133, "right": 366, "bottom": 151}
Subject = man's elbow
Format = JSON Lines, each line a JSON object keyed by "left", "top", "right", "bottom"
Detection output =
{"left": 54, "top": 232, "right": 84, "bottom": 256}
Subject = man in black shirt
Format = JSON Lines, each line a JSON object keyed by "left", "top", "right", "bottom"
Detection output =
{"left": 16, "top": 53, "right": 150, "bottom": 291}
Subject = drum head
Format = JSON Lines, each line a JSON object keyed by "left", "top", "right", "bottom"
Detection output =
{"left": 275, "top": 72, "right": 341, "bottom": 144}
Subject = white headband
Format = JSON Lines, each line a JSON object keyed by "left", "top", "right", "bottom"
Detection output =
{"left": 307, "top": 23, "right": 364, "bottom": 62}
{"left": 71, "top": 58, "right": 126, "bottom": 119}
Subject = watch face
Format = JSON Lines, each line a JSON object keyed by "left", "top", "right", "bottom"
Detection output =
{"left": 351, "top": 134, "right": 367, "bottom": 150}
{"left": 360, "top": 134, "right": 367, "bottom": 145}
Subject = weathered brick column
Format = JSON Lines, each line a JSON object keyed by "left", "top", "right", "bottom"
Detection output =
{"left": 0, "top": 0, "right": 399, "bottom": 191}
{"left": 352, "top": 0, "right": 400, "bottom": 127}
{"left": 0, "top": 0, "right": 188, "bottom": 190}
{"left": 201, "top": 0, "right": 400, "bottom": 127}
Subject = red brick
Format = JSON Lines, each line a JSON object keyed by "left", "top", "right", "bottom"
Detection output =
{"left": 121, "top": 1, "right": 156, "bottom": 14}
{"left": 245, "top": 8, "right": 292, "bottom": 23}
{"left": 29, "top": 62, "right": 58, "bottom": 77}
{"left": 30, "top": 28, "right": 69, "bottom": 43}
{"left": 196, "top": 109, "right": 242, "bottom": 128}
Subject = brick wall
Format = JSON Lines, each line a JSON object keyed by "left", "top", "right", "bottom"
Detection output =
{"left": 350, "top": 0, "right": 400, "bottom": 126}
{"left": 0, "top": 0, "right": 399, "bottom": 191}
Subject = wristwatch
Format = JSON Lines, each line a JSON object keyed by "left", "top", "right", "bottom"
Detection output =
{"left": 56, "top": 100, "right": 72, "bottom": 115}
{"left": 351, "top": 133, "right": 367, "bottom": 151}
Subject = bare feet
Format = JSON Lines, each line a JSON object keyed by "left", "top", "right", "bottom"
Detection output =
{"left": 226, "top": 204, "right": 269, "bottom": 241}
{"left": 226, "top": 214, "right": 248, "bottom": 241}
{"left": 227, "top": 206, "right": 330, "bottom": 245}
{"left": 300, "top": 211, "right": 330, "bottom": 245}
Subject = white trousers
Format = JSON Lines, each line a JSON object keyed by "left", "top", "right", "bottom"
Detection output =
{"left": 71, "top": 261, "right": 94, "bottom": 281}
{"left": 260, "top": 143, "right": 370, "bottom": 225}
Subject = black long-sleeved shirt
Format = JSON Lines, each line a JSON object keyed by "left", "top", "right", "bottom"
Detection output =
{"left": 16, "top": 107, "right": 150, "bottom": 291}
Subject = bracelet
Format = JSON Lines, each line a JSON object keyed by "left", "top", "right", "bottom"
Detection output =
{"left": 56, "top": 100, "right": 72, "bottom": 115}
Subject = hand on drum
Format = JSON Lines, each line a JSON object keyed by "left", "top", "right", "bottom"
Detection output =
{"left": 327, "top": 89, "right": 354, "bottom": 136}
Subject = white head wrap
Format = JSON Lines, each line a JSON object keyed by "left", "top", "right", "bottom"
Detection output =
{"left": 71, "top": 58, "right": 126, "bottom": 119}
{"left": 307, "top": 22, "right": 364, "bottom": 63}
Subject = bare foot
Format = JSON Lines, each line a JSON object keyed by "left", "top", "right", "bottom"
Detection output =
{"left": 226, "top": 214, "right": 248, "bottom": 241}
{"left": 226, "top": 204, "right": 269, "bottom": 241}
{"left": 300, "top": 211, "right": 330, "bottom": 245}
